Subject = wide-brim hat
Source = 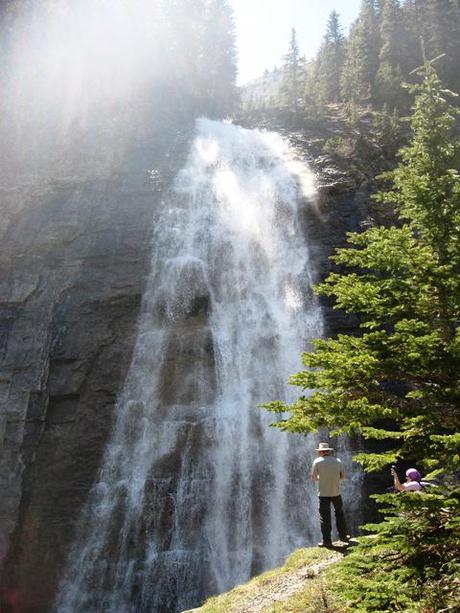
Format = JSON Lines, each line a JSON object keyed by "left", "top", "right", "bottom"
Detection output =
{"left": 316, "top": 442, "right": 334, "bottom": 452}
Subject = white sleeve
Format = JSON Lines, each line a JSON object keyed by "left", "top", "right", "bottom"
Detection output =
{"left": 311, "top": 460, "right": 319, "bottom": 479}
{"left": 403, "top": 481, "right": 422, "bottom": 492}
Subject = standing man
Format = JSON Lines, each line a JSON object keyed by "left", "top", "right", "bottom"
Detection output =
{"left": 311, "top": 442, "right": 349, "bottom": 547}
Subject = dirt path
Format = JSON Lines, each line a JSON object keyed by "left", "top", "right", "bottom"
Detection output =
{"left": 184, "top": 547, "right": 346, "bottom": 613}
{"left": 231, "top": 553, "right": 342, "bottom": 613}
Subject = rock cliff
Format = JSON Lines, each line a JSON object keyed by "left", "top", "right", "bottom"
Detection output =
{"left": 0, "top": 118, "right": 193, "bottom": 611}
{"left": 0, "top": 117, "right": 369, "bottom": 612}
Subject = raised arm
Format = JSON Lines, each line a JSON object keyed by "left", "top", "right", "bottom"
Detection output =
{"left": 391, "top": 467, "right": 404, "bottom": 492}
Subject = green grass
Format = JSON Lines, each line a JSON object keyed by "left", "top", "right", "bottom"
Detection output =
{"left": 190, "top": 536, "right": 460, "bottom": 613}
{"left": 195, "top": 548, "right": 340, "bottom": 613}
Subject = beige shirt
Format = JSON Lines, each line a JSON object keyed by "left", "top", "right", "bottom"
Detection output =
{"left": 311, "top": 456, "right": 345, "bottom": 497}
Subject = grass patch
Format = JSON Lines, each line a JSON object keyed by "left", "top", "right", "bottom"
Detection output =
{"left": 268, "top": 577, "right": 341, "bottom": 613}
{"left": 197, "top": 548, "right": 339, "bottom": 613}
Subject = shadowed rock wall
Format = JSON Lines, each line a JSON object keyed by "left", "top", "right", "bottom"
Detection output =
{"left": 0, "top": 119, "right": 370, "bottom": 612}
{"left": 0, "top": 120, "right": 193, "bottom": 612}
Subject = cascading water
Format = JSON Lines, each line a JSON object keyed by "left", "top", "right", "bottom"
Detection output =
{"left": 54, "top": 118, "right": 345, "bottom": 613}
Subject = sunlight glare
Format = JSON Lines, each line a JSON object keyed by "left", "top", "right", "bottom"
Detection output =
{"left": 213, "top": 169, "right": 261, "bottom": 238}
{"left": 196, "top": 137, "right": 221, "bottom": 167}
{"left": 6, "top": 0, "right": 166, "bottom": 120}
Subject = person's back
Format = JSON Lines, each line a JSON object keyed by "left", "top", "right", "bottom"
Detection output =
{"left": 311, "top": 455, "right": 344, "bottom": 497}
{"left": 310, "top": 443, "right": 348, "bottom": 546}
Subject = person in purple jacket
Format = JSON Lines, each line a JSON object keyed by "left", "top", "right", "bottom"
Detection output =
{"left": 391, "top": 466, "right": 423, "bottom": 492}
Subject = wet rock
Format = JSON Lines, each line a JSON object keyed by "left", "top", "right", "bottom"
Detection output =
{"left": 0, "top": 114, "right": 373, "bottom": 613}
{"left": 0, "top": 120, "right": 194, "bottom": 611}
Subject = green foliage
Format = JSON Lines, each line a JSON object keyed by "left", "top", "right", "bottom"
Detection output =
{"left": 199, "top": 547, "right": 338, "bottom": 612}
{"left": 329, "top": 489, "right": 460, "bottom": 611}
{"left": 197, "top": 0, "right": 238, "bottom": 117}
{"left": 376, "top": 65, "right": 460, "bottom": 261}
{"left": 322, "top": 136, "right": 348, "bottom": 156}
{"left": 281, "top": 27, "right": 304, "bottom": 113}
{"left": 245, "top": 0, "right": 460, "bottom": 124}
{"left": 376, "top": 60, "right": 405, "bottom": 109}
{"left": 263, "top": 64, "right": 460, "bottom": 473}
{"left": 302, "top": 0, "right": 460, "bottom": 117}
{"left": 341, "top": 0, "right": 381, "bottom": 104}
{"left": 0, "top": 0, "right": 238, "bottom": 121}
{"left": 315, "top": 11, "right": 345, "bottom": 104}
{"left": 375, "top": 0, "right": 407, "bottom": 108}
{"left": 373, "top": 104, "right": 402, "bottom": 160}
{"left": 263, "top": 60, "right": 460, "bottom": 613}
{"left": 419, "top": 0, "right": 460, "bottom": 89}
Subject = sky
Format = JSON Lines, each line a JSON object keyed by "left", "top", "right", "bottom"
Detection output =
{"left": 229, "top": 0, "right": 363, "bottom": 84}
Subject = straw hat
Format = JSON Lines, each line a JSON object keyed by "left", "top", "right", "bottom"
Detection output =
{"left": 316, "top": 442, "right": 334, "bottom": 452}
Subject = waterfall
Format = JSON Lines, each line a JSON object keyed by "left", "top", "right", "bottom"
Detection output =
{"left": 54, "top": 118, "right": 329, "bottom": 613}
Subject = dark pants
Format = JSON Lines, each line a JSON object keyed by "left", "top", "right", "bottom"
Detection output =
{"left": 319, "top": 495, "right": 348, "bottom": 543}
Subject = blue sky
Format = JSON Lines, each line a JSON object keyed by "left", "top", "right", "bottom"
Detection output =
{"left": 229, "top": 0, "right": 363, "bottom": 84}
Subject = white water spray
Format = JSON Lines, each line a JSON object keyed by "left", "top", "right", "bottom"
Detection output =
{"left": 55, "top": 119, "right": 329, "bottom": 613}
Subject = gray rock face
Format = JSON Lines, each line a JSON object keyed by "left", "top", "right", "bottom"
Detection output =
{"left": 0, "top": 122, "right": 193, "bottom": 612}
{"left": 0, "top": 120, "right": 370, "bottom": 612}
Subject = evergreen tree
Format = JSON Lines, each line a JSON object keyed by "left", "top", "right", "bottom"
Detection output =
{"left": 278, "top": 0, "right": 460, "bottom": 118}
{"left": 341, "top": 0, "right": 381, "bottom": 103}
{"left": 303, "top": 67, "right": 325, "bottom": 119}
{"left": 263, "top": 59, "right": 460, "bottom": 611}
{"left": 264, "top": 61, "right": 460, "bottom": 476}
{"left": 423, "top": 0, "right": 450, "bottom": 57}
{"left": 373, "top": 103, "right": 402, "bottom": 160}
{"left": 160, "top": 0, "right": 207, "bottom": 106}
{"left": 140, "top": 0, "right": 237, "bottom": 117}
{"left": 281, "top": 27, "right": 303, "bottom": 113}
{"left": 400, "top": 0, "right": 424, "bottom": 73}
{"left": 316, "top": 11, "right": 345, "bottom": 103}
{"left": 376, "top": 0, "right": 406, "bottom": 108}
{"left": 331, "top": 487, "right": 460, "bottom": 610}
{"left": 198, "top": 0, "right": 238, "bottom": 117}
{"left": 427, "top": 0, "right": 460, "bottom": 90}
{"left": 379, "top": 0, "right": 404, "bottom": 66}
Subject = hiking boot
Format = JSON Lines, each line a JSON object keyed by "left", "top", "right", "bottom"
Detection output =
{"left": 318, "top": 540, "right": 333, "bottom": 548}
{"left": 339, "top": 534, "right": 351, "bottom": 542}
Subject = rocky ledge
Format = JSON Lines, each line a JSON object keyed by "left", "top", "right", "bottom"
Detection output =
{"left": 184, "top": 546, "right": 346, "bottom": 613}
